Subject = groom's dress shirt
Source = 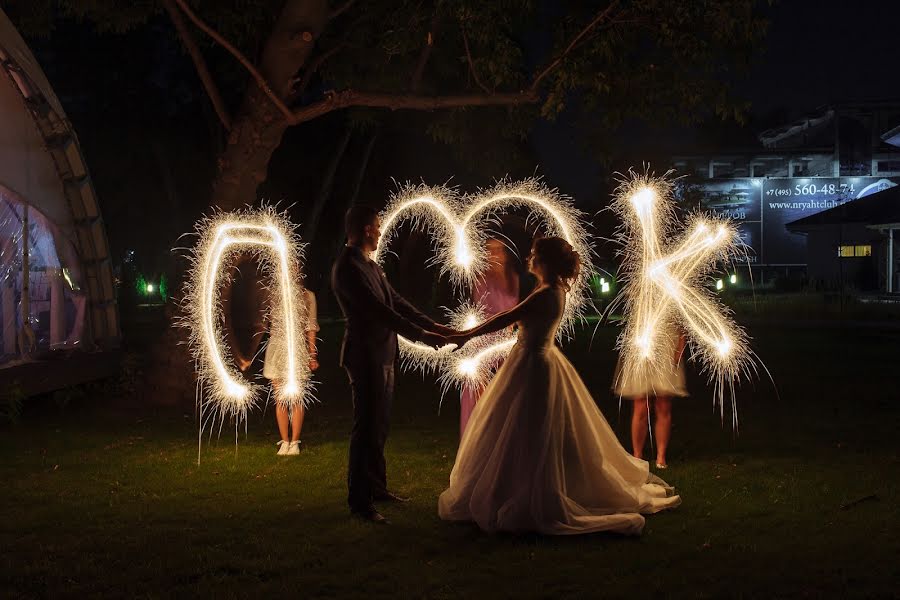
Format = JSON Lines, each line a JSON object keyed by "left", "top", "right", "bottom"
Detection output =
{"left": 332, "top": 245, "right": 436, "bottom": 366}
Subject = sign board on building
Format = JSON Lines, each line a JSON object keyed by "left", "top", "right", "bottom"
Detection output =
{"left": 695, "top": 177, "right": 897, "bottom": 265}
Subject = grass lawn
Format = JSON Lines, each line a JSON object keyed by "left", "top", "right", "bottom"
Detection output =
{"left": 1, "top": 319, "right": 898, "bottom": 598}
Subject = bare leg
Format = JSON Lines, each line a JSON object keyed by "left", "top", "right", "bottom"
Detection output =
{"left": 273, "top": 380, "right": 289, "bottom": 441}
{"left": 276, "top": 404, "right": 290, "bottom": 441}
{"left": 654, "top": 396, "right": 672, "bottom": 467}
{"left": 290, "top": 405, "right": 306, "bottom": 442}
{"left": 631, "top": 396, "right": 650, "bottom": 459}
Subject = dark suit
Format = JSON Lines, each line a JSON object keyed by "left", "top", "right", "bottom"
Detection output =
{"left": 331, "top": 245, "right": 435, "bottom": 513}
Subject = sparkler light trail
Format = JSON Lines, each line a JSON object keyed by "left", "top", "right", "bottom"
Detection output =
{"left": 374, "top": 179, "right": 594, "bottom": 391}
{"left": 182, "top": 206, "right": 313, "bottom": 449}
{"left": 611, "top": 172, "right": 752, "bottom": 428}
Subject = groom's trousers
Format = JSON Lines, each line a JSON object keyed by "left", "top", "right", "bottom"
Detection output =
{"left": 346, "top": 360, "right": 395, "bottom": 512}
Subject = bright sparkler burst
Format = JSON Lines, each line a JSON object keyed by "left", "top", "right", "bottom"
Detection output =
{"left": 182, "top": 206, "right": 313, "bottom": 440}
{"left": 374, "top": 179, "right": 594, "bottom": 392}
{"left": 611, "top": 172, "right": 753, "bottom": 428}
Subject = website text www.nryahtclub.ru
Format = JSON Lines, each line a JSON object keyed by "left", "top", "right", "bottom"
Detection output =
{"left": 767, "top": 199, "right": 846, "bottom": 211}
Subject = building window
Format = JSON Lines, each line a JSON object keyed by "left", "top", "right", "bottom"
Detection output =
{"left": 838, "top": 244, "right": 872, "bottom": 257}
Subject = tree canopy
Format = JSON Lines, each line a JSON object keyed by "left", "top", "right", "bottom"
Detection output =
{"left": 10, "top": 0, "right": 768, "bottom": 135}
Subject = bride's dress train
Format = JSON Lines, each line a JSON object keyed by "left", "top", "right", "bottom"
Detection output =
{"left": 439, "top": 286, "right": 680, "bottom": 535}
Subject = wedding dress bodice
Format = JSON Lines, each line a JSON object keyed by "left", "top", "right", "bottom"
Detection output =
{"left": 515, "top": 286, "right": 565, "bottom": 352}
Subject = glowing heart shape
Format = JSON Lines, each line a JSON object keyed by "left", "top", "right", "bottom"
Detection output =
{"left": 182, "top": 206, "right": 313, "bottom": 428}
{"left": 374, "top": 179, "right": 594, "bottom": 391}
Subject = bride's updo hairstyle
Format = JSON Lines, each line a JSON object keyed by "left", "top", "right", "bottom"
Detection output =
{"left": 532, "top": 236, "right": 581, "bottom": 291}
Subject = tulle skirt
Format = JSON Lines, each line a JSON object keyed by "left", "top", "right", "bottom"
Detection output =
{"left": 439, "top": 343, "right": 681, "bottom": 535}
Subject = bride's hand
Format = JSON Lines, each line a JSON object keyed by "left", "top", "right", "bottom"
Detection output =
{"left": 447, "top": 331, "right": 475, "bottom": 351}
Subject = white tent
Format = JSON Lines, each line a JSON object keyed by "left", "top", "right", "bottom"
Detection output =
{"left": 1, "top": 8, "right": 118, "bottom": 369}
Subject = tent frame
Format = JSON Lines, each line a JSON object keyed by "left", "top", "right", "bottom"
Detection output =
{"left": 0, "top": 34, "right": 119, "bottom": 350}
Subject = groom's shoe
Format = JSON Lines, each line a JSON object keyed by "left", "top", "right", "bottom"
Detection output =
{"left": 373, "top": 490, "right": 410, "bottom": 503}
{"left": 351, "top": 508, "right": 389, "bottom": 524}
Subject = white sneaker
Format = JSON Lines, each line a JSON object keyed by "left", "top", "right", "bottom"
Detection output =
{"left": 276, "top": 440, "right": 290, "bottom": 455}
{"left": 287, "top": 440, "right": 301, "bottom": 455}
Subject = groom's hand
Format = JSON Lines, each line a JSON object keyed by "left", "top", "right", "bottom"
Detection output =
{"left": 430, "top": 323, "right": 456, "bottom": 336}
{"left": 420, "top": 331, "right": 448, "bottom": 350}
{"left": 448, "top": 333, "right": 472, "bottom": 352}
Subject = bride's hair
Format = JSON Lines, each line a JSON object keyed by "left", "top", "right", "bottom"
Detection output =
{"left": 532, "top": 236, "right": 581, "bottom": 291}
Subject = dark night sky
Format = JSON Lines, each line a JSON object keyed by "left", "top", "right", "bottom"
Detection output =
{"left": 532, "top": 0, "right": 900, "bottom": 208}
{"left": 743, "top": 0, "right": 900, "bottom": 115}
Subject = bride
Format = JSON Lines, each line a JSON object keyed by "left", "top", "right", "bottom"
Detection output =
{"left": 440, "top": 236, "right": 681, "bottom": 535}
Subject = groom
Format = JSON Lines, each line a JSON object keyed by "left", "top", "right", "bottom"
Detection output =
{"left": 332, "top": 205, "right": 452, "bottom": 524}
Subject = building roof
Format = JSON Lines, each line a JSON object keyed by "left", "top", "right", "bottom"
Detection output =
{"left": 786, "top": 184, "right": 900, "bottom": 231}
{"left": 883, "top": 124, "right": 900, "bottom": 148}
{"left": 759, "top": 107, "right": 834, "bottom": 149}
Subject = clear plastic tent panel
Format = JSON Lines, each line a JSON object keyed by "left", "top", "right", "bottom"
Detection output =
{"left": 1, "top": 193, "right": 85, "bottom": 366}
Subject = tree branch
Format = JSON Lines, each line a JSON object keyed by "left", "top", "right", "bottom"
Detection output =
{"left": 410, "top": 10, "right": 440, "bottom": 93}
{"left": 296, "top": 42, "right": 347, "bottom": 96}
{"left": 529, "top": 0, "right": 622, "bottom": 92}
{"left": 160, "top": 0, "right": 231, "bottom": 130}
{"left": 327, "top": 0, "right": 356, "bottom": 21}
{"left": 291, "top": 89, "right": 540, "bottom": 123}
{"left": 171, "top": 0, "right": 298, "bottom": 124}
{"left": 460, "top": 22, "right": 490, "bottom": 94}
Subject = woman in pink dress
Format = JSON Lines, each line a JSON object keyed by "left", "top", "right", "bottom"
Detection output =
{"left": 459, "top": 238, "right": 519, "bottom": 436}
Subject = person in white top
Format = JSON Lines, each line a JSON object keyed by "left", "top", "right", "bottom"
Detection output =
{"left": 262, "top": 287, "right": 319, "bottom": 456}
{"left": 225, "top": 256, "right": 319, "bottom": 456}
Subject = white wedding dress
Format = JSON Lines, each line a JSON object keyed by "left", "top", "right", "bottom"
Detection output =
{"left": 439, "top": 286, "right": 681, "bottom": 535}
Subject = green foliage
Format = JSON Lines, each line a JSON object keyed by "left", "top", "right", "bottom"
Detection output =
{"left": 134, "top": 273, "right": 148, "bottom": 297}
{"left": 11, "top": 0, "right": 767, "bottom": 127}
{"left": 6, "top": 0, "right": 770, "bottom": 188}
{"left": 0, "top": 381, "right": 25, "bottom": 425}
{"left": 116, "top": 352, "right": 144, "bottom": 398}
{"left": 5, "top": 0, "right": 161, "bottom": 36}
{"left": 159, "top": 273, "right": 169, "bottom": 301}
{"left": 6, "top": 0, "right": 282, "bottom": 43}
{"left": 52, "top": 384, "right": 85, "bottom": 413}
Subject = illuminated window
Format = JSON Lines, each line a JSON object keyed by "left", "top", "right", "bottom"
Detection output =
{"left": 838, "top": 245, "right": 872, "bottom": 257}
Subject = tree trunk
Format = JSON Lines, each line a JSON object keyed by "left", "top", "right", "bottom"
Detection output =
{"left": 210, "top": 0, "right": 329, "bottom": 211}
{"left": 321, "top": 130, "right": 378, "bottom": 312}
{"left": 146, "top": 0, "right": 330, "bottom": 407}
{"left": 328, "top": 130, "right": 377, "bottom": 258}
{"left": 302, "top": 125, "right": 352, "bottom": 244}
{"left": 209, "top": 93, "right": 287, "bottom": 210}
{"left": 207, "top": 0, "right": 327, "bottom": 372}
{"left": 349, "top": 131, "right": 378, "bottom": 209}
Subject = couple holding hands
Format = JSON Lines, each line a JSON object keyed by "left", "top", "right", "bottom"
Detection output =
{"left": 331, "top": 205, "right": 680, "bottom": 534}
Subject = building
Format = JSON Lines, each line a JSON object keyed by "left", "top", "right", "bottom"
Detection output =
{"left": 786, "top": 184, "right": 900, "bottom": 292}
{"left": 672, "top": 102, "right": 900, "bottom": 284}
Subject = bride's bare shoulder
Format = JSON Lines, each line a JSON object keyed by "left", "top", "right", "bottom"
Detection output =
{"left": 524, "top": 285, "right": 563, "bottom": 308}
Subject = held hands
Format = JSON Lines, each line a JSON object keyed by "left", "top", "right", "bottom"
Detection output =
{"left": 420, "top": 331, "right": 449, "bottom": 350}
{"left": 446, "top": 330, "right": 476, "bottom": 351}
{"left": 429, "top": 323, "right": 457, "bottom": 337}
{"left": 236, "top": 354, "right": 252, "bottom": 372}
{"left": 422, "top": 323, "right": 479, "bottom": 350}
